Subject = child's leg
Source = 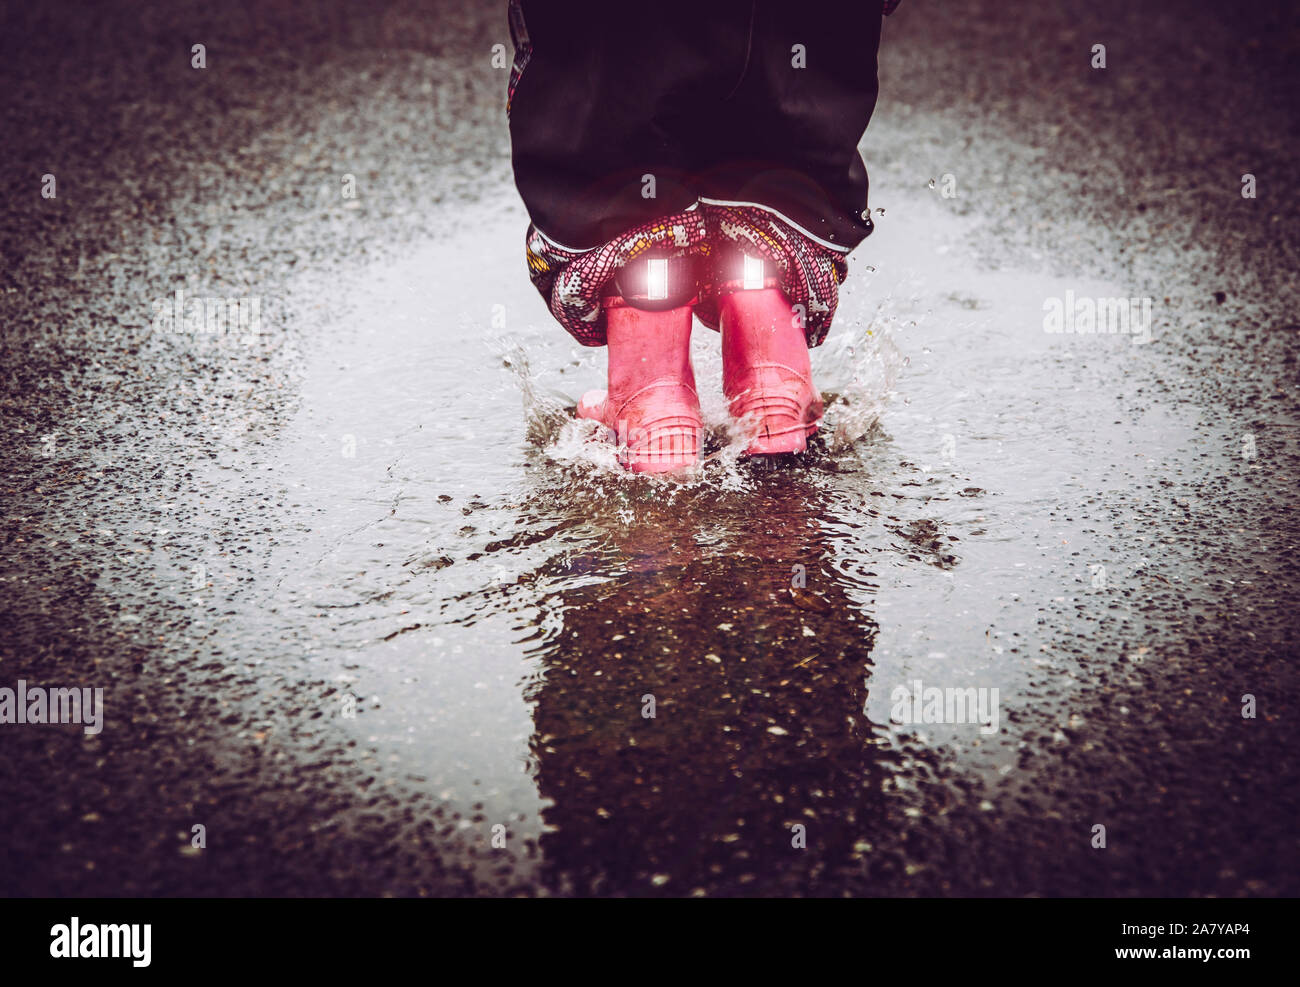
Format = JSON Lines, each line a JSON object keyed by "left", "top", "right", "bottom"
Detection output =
{"left": 508, "top": 0, "right": 748, "bottom": 252}
{"left": 507, "top": 0, "right": 756, "bottom": 346}
{"left": 507, "top": 1, "right": 751, "bottom": 473}
{"left": 718, "top": 259, "right": 825, "bottom": 455}
{"left": 691, "top": 4, "right": 886, "bottom": 454}
{"left": 697, "top": 1, "right": 885, "bottom": 255}
{"left": 694, "top": 2, "right": 886, "bottom": 348}
{"left": 574, "top": 254, "right": 703, "bottom": 475}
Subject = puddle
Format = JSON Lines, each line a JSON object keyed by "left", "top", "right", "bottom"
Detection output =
{"left": 161, "top": 179, "right": 1208, "bottom": 892}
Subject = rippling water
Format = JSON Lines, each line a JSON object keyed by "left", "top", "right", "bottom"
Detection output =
{"left": 177, "top": 188, "right": 1218, "bottom": 894}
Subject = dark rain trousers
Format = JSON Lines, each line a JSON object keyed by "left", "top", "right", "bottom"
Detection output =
{"left": 506, "top": 0, "right": 893, "bottom": 346}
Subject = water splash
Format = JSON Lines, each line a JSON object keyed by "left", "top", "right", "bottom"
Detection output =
{"left": 815, "top": 288, "right": 912, "bottom": 453}
{"left": 500, "top": 298, "right": 909, "bottom": 482}
{"left": 493, "top": 337, "right": 572, "bottom": 448}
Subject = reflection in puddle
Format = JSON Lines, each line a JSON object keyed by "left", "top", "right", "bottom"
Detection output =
{"left": 519, "top": 471, "right": 885, "bottom": 894}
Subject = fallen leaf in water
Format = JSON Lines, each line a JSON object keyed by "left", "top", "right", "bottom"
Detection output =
{"left": 788, "top": 587, "right": 832, "bottom": 613}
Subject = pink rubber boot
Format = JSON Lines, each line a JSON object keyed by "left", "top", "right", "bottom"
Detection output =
{"left": 577, "top": 299, "right": 702, "bottom": 474}
{"left": 720, "top": 286, "right": 824, "bottom": 455}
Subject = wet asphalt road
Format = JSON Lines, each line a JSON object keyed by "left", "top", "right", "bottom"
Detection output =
{"left": 1, "top": 0, "right": 1298, "bottom": 896}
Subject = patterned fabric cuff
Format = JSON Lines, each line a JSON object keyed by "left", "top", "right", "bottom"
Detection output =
{"left": 523, "top": 203, "right": 849, "bottom": 348}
